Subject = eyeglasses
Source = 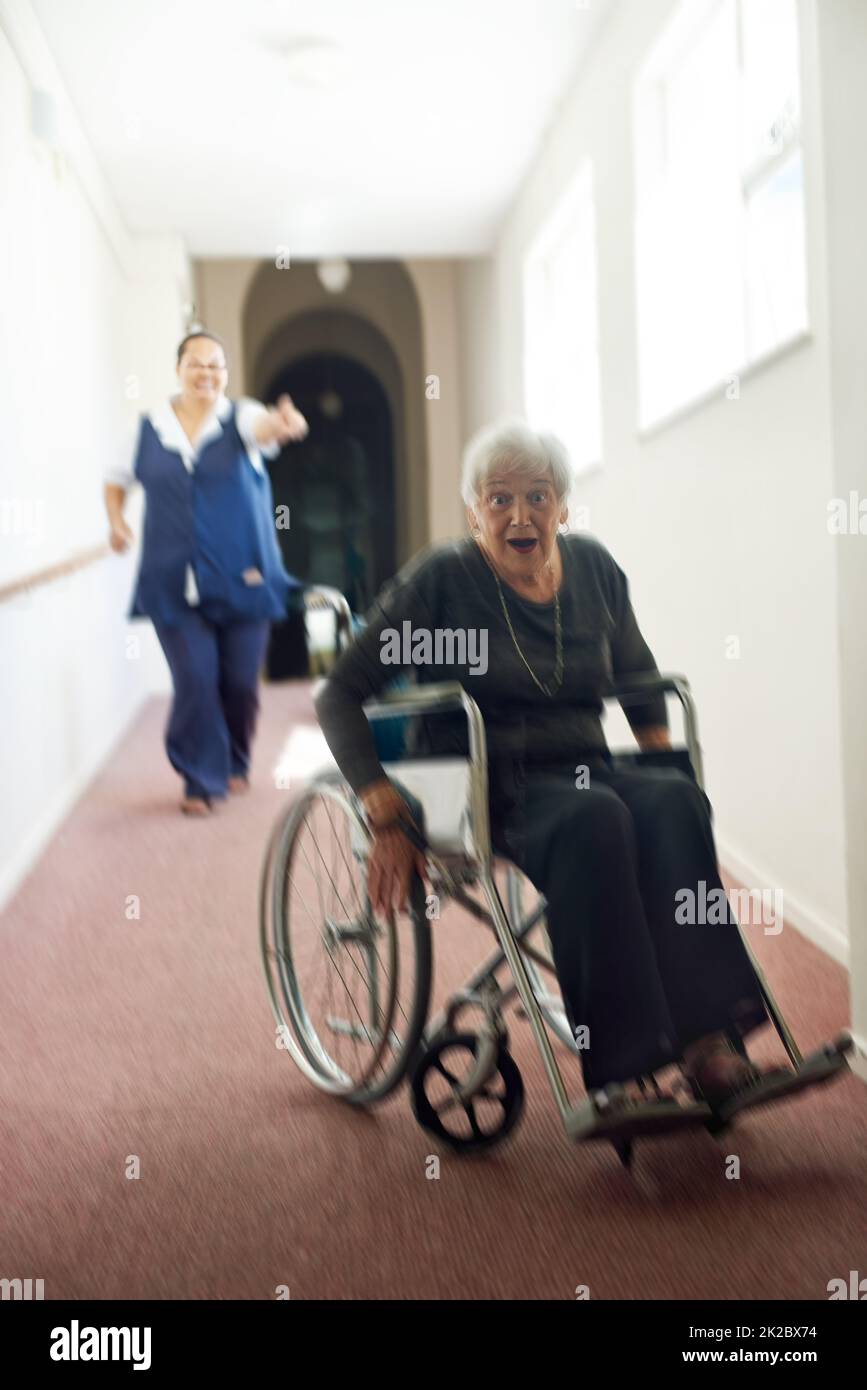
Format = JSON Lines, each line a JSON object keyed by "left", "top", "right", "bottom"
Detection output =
{"left": 182, "top": 359, "right": 227, "bottom": 371}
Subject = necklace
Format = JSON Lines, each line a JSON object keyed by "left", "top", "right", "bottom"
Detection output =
{"left": 479, "top": 544, "right": 564, "bottom": 697}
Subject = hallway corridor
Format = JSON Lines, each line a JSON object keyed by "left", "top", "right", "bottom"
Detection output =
{"left": 1, "top": 683, "right": 864, "bottom": 1301}
{"left": 3, "top": 0, "right": 867, "bottom": 1337}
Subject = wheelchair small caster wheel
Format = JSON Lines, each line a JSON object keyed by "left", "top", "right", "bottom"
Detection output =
{"left": 410, "top": 1032, "right": 524, "bottom": 1152}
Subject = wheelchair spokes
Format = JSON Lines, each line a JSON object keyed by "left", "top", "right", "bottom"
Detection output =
{"left": 261, "top": 778, "right": 432, "bottom": 1102}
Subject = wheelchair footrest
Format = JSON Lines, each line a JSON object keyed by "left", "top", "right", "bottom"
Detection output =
{"left": 565, "top": 1094, "right": 712, "bottom": 1145}
{"left": 707, "top": 1035, "right": 852, "bottom": 1125}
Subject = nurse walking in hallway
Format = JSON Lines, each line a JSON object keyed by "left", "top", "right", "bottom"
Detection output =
{"left": 104, "top": 331, "right": 308, "bottom": 815}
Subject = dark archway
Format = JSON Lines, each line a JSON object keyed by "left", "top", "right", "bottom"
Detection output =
{"left": 242, "top": 262, "right": 429, "bottom": 563}
{"left": 263, "top": 353, "right": 396, "bottom": 677}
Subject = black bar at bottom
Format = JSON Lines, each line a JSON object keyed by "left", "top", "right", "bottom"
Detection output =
{"left": 3, "top": 1298, "right": 862, "bottom": 1377}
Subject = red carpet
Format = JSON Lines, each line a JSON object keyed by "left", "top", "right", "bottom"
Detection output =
{"left": 1, "top": 682, "right": 865, "bottom": 1300}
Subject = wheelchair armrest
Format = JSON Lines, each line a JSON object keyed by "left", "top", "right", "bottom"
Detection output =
{"left": 363, "top": 682, "right": 493, "bottom": 861}
{"left": 364, "top": 680, "right": 470, "bottom": 715}
{"left": 363, "top": 673, "right": 703, "bottom": 780}
{"left": 608, "top": 671, "right": 689, "bottom": 702}
{"left": 363, "top": 681, "right": 488, "bottom": 762}
{"left": 606, "top": 672, "right": 704, "bottom": 789}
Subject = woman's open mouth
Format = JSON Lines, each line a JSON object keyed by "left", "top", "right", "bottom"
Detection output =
{"left": 507, "top": 537, "right": 538, "bottom": 553}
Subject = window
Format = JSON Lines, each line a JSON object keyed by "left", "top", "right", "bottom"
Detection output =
{"left": 523, "top": 163, "right": 602, "bottom": 476}
{"left": 634, "top": 0, "right": 807, "bottom": 428}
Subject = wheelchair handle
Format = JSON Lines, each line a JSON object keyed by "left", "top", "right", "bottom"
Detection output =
{"left": 302, "top": 585, "right": 354, "bottom": 652}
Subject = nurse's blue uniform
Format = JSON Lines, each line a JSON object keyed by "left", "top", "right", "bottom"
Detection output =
{"left": 128, "top": 399, "right": 300, "bottom": 801}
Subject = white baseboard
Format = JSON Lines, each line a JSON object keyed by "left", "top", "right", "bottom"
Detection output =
{"left": 719, "top": 843, "right": 867, "bottom": 1086}
{"left": 717, "top": 837, "right": 849, "bottom": 968}
{"left": 848, "top": 1032, "right": 867, "bottom": 1085}
{"left": 0, "top": 692, "right": 148, "bottom": 916}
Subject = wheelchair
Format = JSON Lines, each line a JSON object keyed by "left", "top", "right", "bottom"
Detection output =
{"left": 260, "top": 588, "right": 853, "bottom": 1167}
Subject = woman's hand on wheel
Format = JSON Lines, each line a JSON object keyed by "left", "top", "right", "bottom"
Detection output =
{"left": 109, "top": 519, "right": 134, "bottom": 553}
{"left": 367, "top": 823, "right": 428, "bottom": 919}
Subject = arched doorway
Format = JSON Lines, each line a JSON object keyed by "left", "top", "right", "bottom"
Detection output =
{"left": 242, "top": 264, "right": 429, "bottom": 562}
{"left": 262, "top": 352, "right": 397, "bottom": 678}
{"left": 265, "top": 353, "right": 396, "bottom": 608}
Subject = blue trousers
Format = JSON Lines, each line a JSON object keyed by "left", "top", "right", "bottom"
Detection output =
{"left": 153, "top": 612, "right": 271, "bottom": 801}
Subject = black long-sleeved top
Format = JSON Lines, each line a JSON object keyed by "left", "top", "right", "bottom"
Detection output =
{"left": 314, "top": 532, "right": 667, "bottom": 797}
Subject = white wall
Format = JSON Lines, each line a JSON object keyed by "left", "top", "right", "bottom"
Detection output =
{"left": 0, "top": 3, "right": 189, "bottom": 911}
{"left": 457, "top": 0, "right": 849, "bottom": 964}
{"left": 813, "top": 0, "right": 867, "bottom": 1076}
{"left": 405, "top": 260, "right": 466, "bottom": 543}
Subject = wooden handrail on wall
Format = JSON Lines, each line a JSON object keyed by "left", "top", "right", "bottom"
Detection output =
{"left": 0, "top": 543, "right": 110, "bottom": 605}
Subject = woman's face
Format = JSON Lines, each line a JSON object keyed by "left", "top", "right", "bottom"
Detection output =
{"left": 467, "top": 463, "right": 567, "bottom": 584}
{"left": 176, "top": 336, "right": 228, "bottom": 404}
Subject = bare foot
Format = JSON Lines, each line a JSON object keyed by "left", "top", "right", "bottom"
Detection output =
{"left": 181, "top": 796, "right": 211, "bottom": 816}
{"left": 227, "top": 776, "right": 250, "bottom": 794}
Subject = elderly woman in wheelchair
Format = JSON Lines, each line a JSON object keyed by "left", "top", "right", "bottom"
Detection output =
{"left": 260, "top": 420, "right": 851, "bottom": 1164}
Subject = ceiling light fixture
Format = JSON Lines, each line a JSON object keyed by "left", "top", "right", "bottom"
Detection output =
{"left": 318, "top": 389, "right": 343, "bottom": 419}
{"left": 317, "top": 258, "right": 352, "bottom": 294}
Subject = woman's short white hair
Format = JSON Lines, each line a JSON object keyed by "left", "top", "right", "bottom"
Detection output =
{"left": 461, "top": 418, "right": 574, "bottom": 507}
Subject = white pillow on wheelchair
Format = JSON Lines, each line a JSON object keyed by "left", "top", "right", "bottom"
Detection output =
{"left": 274, "top": 726, "right": 472, "bottom": 854}
{"left": 380, "top": 757, "right": 473, "bottom": 855}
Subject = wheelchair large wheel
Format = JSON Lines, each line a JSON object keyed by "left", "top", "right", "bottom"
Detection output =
{"left": 260, "top": 772, "right": 433, "bottom": 1104}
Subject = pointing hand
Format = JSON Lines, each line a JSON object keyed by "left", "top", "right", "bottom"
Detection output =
{"left": 269, "top": 394, "right": 309, "bottom": 445}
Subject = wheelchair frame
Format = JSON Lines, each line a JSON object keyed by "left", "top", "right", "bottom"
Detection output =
{"left": 261, "top": 585, "right": 852, "bottom": 1158}
{"left": 365, "top": 675, "right": 813, "bottom": 1134}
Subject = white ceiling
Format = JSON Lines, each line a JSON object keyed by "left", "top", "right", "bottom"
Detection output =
{"left": 31, "top": 0, "right": 612, "bottom": 258}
